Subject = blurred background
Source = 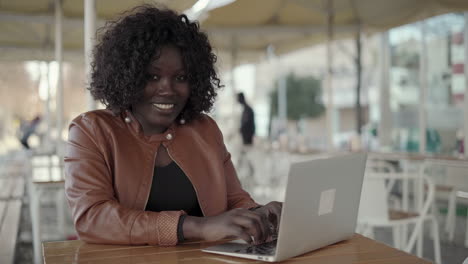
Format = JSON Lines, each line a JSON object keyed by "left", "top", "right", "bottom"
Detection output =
{"left": 1, "top": 0, "right": 468, "bottom": 263}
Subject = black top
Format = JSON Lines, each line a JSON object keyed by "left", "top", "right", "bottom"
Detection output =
{"left": 145, "top": 161, "right": 203, "bottom": 217}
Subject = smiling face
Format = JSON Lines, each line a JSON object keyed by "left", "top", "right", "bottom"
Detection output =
{"left": 132, "top": 45, "right": 190, "bottom": 135}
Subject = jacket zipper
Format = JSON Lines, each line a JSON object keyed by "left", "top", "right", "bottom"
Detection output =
{"left": 167, "top": 148, "right": 206, "bottom": 216}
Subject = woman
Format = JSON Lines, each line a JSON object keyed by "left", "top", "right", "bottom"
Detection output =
{"left": 65, "top": 5, "right": 281, "bottom": 246}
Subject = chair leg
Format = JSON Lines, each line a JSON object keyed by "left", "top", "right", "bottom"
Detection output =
{"left": 392, "top": 225, "right": 401, "bottom": 249}
{"left": 431, "top": 202, "right": 438, "bottom": 239}
{"left": 431, "top": 217, "right": 442, "bottom": 264}
{"left": 356, "top": 223, "right": 365, "bottom": 235}
{"left": 447, "top": 190, "right": 456, "bottom": 241}
{"left": 56, "top": 189, "right": 66, "bottom": 238}
{"left": 363, "top": 226, "right": 374, "bottom": 239}
{"left": 465, "top": 211, "right": 468, "bottom": 248}
{"left": 30, "top": 184, "right": 43, "bottom": 264}
{"left": 401, "top": 224, "right": 408, "bottom": 249}
{"left": 417, "top": 223, "right": 424, "bottom": 258}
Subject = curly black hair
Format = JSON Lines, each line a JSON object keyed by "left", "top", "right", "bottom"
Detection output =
{"left": 89, "top": 4, "right": 222, "bottom": 122}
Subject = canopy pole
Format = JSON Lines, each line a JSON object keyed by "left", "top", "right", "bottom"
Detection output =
{"left": 378, "top": 31, "right": 391, "bottom": 149}
{"left": 416, "top": 22, "right": 428, "bottom": 256}
{"left": 278, "top": 75, "right": 287, "bottom": 127}
{"left": 419, "top": 21, "right": 428, "bottom": 154}
{"left": 45, "top": 62, "right": 51, "bottom": 148}
{"left": 464, "top": 12, "right": 468, "bottom": 158}
{"left": 85, "top": 0, "right": 97, "bottom": 110}
{"left": 55, "top": 0, "right": 64, "bottom": 155}
{"left": 326, "top": 0, "right": 335, "bottom": 151}
{"left": 355, "top": 23, "right": 363, "bottom": 136}
{"left": 230, "top": 35, "right": 238, "bottom": 94}
{"left": 230, "top": 35, "right": 238, "bottom": 122}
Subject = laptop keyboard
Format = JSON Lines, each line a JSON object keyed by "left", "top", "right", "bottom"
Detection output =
{"left": 234, "top": 239, "right": 278, "bottom": 256}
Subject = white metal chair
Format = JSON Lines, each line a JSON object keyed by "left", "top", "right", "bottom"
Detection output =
{"left": 357, "top": 170, "right": 441, "bottom": 264}
{"left": 461, "top": 192, "right": 468, "bottom": 248}
{"left": 28, "top": 153, "right": 70, "bottom": 264}
{"left": 424, "top": 159, "right": 468, "bottom": 247}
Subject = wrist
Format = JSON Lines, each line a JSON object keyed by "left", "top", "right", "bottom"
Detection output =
{"left": 182, "top": 215, "right": 204, "bottom": 240}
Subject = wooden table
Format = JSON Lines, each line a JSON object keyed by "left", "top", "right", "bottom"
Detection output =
{"left": 43, "top": 234, "right": 432, "bottom": 264}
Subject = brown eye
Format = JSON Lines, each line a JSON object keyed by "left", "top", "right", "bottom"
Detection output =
{"left": 151, "top": 75, "right": 160, "bottom": 81}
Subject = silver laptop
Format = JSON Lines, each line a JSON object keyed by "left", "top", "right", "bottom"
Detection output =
{"left": 202, "top": 152, "right": 367, "bottom": 262}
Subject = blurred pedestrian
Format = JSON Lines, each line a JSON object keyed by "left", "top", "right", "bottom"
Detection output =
{"left": 237, "top": 92, "right": 255, "bottom": 146}
{"left": 19, "top": 115, "right": 41, "bottom": 149}
{"left": 236, "top": 92, "right": 255, "bottom": 179}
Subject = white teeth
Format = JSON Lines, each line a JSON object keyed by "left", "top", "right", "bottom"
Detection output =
{"left": 152, "top": 103, "right": 174, "bottom": 109}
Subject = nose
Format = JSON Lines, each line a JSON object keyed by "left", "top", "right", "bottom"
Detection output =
{"left": 156, "top": 77, "right": 174, "bottom": 95}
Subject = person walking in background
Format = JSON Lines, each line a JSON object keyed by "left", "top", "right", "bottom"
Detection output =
{"left": 19, "top": 115, "right": 41, "bottom": 149}
{"left": 237, "top": 92, "right": 255, "bottom": 146}
{"left": 236, "top": 92, "right": 255, "bottom": 181}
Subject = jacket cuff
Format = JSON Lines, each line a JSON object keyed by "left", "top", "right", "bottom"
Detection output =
{"left": 151, "top": 211, "right": 185, "bottom": 246}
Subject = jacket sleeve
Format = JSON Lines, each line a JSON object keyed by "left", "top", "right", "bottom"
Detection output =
{"left": 206, "top": 115, "right": 259, "bottom": 209}
{"left": 64, "top": 116, "right": 184, "bottom": 246}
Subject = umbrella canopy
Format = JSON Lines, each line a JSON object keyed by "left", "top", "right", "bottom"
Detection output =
{"left": 1, "top": 0, "right": 467, "bottom": 63}
{"left": 0, "top": 0, "right": 196, "bottom": 61}
{"left": 201, "top": 0, "right": 468, "bottom": 65}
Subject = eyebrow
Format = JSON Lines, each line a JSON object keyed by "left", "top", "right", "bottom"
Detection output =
{"left": 147, "top": 66, "right": 186, "bottom": 72}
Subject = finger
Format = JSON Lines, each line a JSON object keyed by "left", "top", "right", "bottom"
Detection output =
{"left": 231, "top": 226, "right": 253, "bottom": 244}
{"left": 255, "top": 205, "right": 276, "bottom": 238}
{"left": 271, "top": 206, "right": 281, "bottom": 228}
{"left": 241, "top": 209, "right": 271, "bottom": 243}
{"left": 232, "top": 214, "right": 264, "bottom": 243}
{"left": 266, "top": 202, "right": 283, "bottom": 232}
{"left": 240, "top": 209, "right": 272, "bottom": 243}
{"left": 243, "top": 210, "right": 271, "bottom": 243}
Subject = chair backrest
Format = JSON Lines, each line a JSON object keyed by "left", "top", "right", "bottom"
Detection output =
{"left": 358, "top": 171, "right": 435, "bottom": 223}
{"left": 360, "top": 158, "right": 399, "bottom": 222}
{"left": 358, "top": 174, "right": 390, "bottom": 223}
{"left": 359, "top": 161, "right": 404, "bottom": 225}
{"left": 424, "top": 159, "right": 468, "bottom": 191}
{"left": 365, "top": 159, "right": 398, "bottom": 193}
{"left": 366, "top": 159, "right": 396, "bottom": 173}
{"left": 359, "top": 167, "right": 436, "bottom": 253}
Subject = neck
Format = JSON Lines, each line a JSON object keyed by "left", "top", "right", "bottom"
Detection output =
{"left": 131, "top": 110, "right": 168, "bottom": 135}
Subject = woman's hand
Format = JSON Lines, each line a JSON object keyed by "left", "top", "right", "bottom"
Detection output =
{"left": 252, "top": 201, "right": 283, "bottom": 234}
{"left": 183, "top": 208, "right": 273, "bottom": 244}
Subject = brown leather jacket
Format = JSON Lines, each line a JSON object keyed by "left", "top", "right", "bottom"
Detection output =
{"left": 65, "top": 110, "right": 258, "bottom": 246}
